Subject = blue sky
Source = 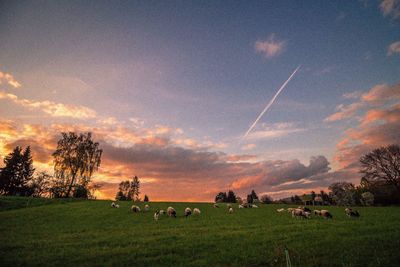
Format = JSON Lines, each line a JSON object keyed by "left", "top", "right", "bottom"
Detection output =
{"left": 0, "top": 0, "right": 399, "bottom": 200}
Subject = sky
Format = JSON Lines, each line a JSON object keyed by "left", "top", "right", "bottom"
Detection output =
{"left": 0, "top": 0, "right": 399, "bottom": 201}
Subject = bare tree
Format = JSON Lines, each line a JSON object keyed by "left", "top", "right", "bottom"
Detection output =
{"left": 53, "top": 132, "right": 102, "bottom": 198}
{"left": 360, "top": 144, "right": 400, "bottom": 194}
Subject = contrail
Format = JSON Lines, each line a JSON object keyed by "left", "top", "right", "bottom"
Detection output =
{"left": 241, "top": 65, "right": 301, "bottom": 141}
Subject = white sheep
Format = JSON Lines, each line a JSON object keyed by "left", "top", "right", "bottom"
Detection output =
{"left": 144, "top": 204, "right": 150, "bottom": 211}
{"left": 193, "top": 208, "right": 201, "bottom": 215}
{"left": 313, "top": 210, "right": 321, "bottom": 216}
{"left": 115, "top": 204, "right": 120, "bottom": 208}
{"left": 287, "top": 208, "right": 294, "bottom": 213}
{"left": 229, "top": 207, "right": 234, "bottom": 214}
{"left": 159, "top": 209, "right": 165, "bottom": 215}
{"left": 167, "top": 206, "right": 177, "bottom": 217}
{"left": 320, "top": 209, "right": 333, "bottom": 219}
{"left": 252, "top": 204, "right": 258, "bottom": 208}
{"left": 239, "top": 204, "right": 244, "bottom": 209}
{"left": 184, "top": 207, "right": 192, "bottom": 217}
{"left": 111, "top": 202, "right": 116, "bottom": 208}
{"left": 276, "top": 208, "right": 285, "bottom": 212}
{"left": 131, "top": 205, "right": 141, "bottom": 212}
{"left": 154, "top": 210, "right": 160, "bottom": 221}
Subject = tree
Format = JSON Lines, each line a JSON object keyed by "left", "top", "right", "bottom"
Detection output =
{"left": 320, "top": 190, "right": 330, "bottom": 205}
{"left": 260, "top": 194, "right": 273, "bottom": 204}
{"left": 117, "top": 180, "right": 131, "bottom": 200}
{"left": 215, "top": 192, "right": 227, "bottom": 202}
{"left": 328, "top": 182, "right": 358, "bottom": 206}
{"left": 52, "top": 132, "right": 102, "bottom": 198}
{"left": 310, "top": 191, "right": 316, "bottom": 205}
{"left": 115, "top": 190, "right": 126, "bottom": 201}
{"left": 226, "top": 190, "right": 237, "bottom": 203}
{"left": 30, "top": 171, "right": 52, "bottom": 197}
{"left": 131, "top": 176, "right": 140, "bottom": 201}
{"left": 361, "top": 192, "right": 374, "bottom": 206}
{"left": 360, "top": 144, "right": 400, "bottom": 194}
{"left": 0, "top": 146, "right": 35, "bottom": 196}
{"left": 143, "top": 195, "right": 149, "bottom": 202}
{"left": 293, "top": 195, "right": 302, "bottom": 204}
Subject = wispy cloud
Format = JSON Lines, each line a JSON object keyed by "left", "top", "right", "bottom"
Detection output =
{"left": 254, "top": 33, "right": 286, "bottom": 58}
{"left": 388, "top": 41, "right": 400, "bottom": 56}
{"left": 380, "top": 0, "right": 400, "bottom": 19}
{"left": 247, "top": 122, "right": 305, "bottom": 140}
{"left": 0, "top": 91, "right": 97, "bottom": 119}
{"left": 0, "top": 71, "right": 21, "bottom": 89}
{"left": 324, "top": 83, "right": 400, "bottom": 122}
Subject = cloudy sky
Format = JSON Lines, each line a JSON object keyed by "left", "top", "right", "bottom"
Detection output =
{"left": 0, "top": 0, "right": 399, "bottom": 201}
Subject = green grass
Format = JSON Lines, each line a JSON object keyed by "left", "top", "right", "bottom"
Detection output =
{"left": 1, "top": 197, "right": 399, "bottom": 266}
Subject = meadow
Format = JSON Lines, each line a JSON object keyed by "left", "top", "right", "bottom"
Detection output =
{"left": 1, "top": 197, "right": 400, "bottom": 267}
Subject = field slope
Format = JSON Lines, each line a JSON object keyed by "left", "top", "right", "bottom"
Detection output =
{"left": 1, "top": 198, "right": 400, "bottom": 266}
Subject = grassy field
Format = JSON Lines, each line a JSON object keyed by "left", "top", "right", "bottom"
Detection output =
{"left": 1, "top": 197, "right": 400, "bottom": 266}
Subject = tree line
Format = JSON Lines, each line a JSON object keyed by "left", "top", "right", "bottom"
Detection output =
{"left": 0, "top": 132, "right": 148, "bottom": 201}
{"left": 215, "top": 144, "right": 400, "bottom": 206}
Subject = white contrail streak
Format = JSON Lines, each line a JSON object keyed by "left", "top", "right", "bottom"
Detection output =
{"left": 241, "top": 65, "right": 301, "bottom": 141}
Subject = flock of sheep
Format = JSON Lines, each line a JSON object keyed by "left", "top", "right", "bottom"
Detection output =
{"left": 111, "top": 202, "right": 360, "bottom": 220}
{"left": 276, "top": 206, "right": 361, "bottom": 219}
{"left": 111, "top": 202, "right": 202, "bottom": 220}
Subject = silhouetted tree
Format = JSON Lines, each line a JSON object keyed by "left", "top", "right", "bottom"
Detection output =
{"left": 226, "top": 190, "right": 237, "bottom": 203}
{"left": 131, "top": 176, "right": 140, "bottom": 201}
{"left": 143, "top": 195, "right": 149, "bottom": 202}
{"left": 0, "top": 146, "right": 35, "bottom": 196}
{"left": 320, "top": 190, "right": 331, "bottom": 205}
{"left": 309, "top": 191, "right": 316, "bottom": 205}
{"left": 215, "top": 192, "right": 227, "bottom": 202}
{"left": 115, "top": 190, "right": 126, "bottom": 201}
{"left": 293, "top": 195, "right": 302, "bottom": 204}
{"left": 30, "top": 171, "right": 52, "bottom": 197}
{"left": 117, "top": 180, "right": 131, "bottom": 200}
{"left": 328, "top": 182, "right": 358, "bottom": 206}
{"left": 260, "top": 194, "right": 273, "bottom": 204}
{"left": 247, "top": 190, "right": 259, "bottom": 203}
{"left": 360, "top": 144, "right": 400, "bottom": 194}
{"left": 52, "top": 132, "right": 102, "bottom": 198}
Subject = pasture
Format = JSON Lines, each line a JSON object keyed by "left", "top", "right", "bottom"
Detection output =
{"left": 1, "top": 197, "right": 400, "bottom": 266}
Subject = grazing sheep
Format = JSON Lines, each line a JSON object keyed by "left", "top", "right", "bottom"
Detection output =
{"left": 320, "top": 210, "right": 333, "bottom": 219}
{"left": 252, "top": 204, "right": 258, "bottom": 208}
{"left": 115, "top": 204, "right": 120, "bottom": 208}
{"left": 229, "top": 207, "right": 234, "bottom": 213}
{"left": 159, "top": 210, "right": 165, "bottom": 215}
{"left": 213, "top": 203, "right": 219, "bottom": 208}
{"left": 184, "top": 207, "right": 192, "bottom": 217}
{"left": 131, "top": 205, "right": 141, "bottom": 212}
{"left": 345, "top": 208, "right": 360, "bottom": 218}
{"left": 277, "top": 208, "right": 285, "bottom": 213}
{"left": 111, "top": 202, "right": 116, "bottom": 208}
{"left": 193, "top": 208, "right": 201, "bottom": 215}
{"left": 298, "top": 206, "right": 311, "bottom": 212}
{"left": 144, "top": 204, "right": 150, "bottom": 211}
{"left": 154, "top": 210, "right": 160, "bottom": 221}
{"left": 292, "top": 208, "right": 309, "bottom": 218}
{"left": 167, "top": 206, "right": 177, "bottom": 217}
{"left": 313, "top": 210, "right": 321, "bottom": 216}
{"left": 239, "top": 204, "right": 244, "bottom": 209}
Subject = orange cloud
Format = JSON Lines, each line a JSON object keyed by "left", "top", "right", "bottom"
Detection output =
{"left": 0, "top": 71, "right": 21, "bottom": 88}
{"left": 0, "top": 91, "right": 97, "bottom": 119}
